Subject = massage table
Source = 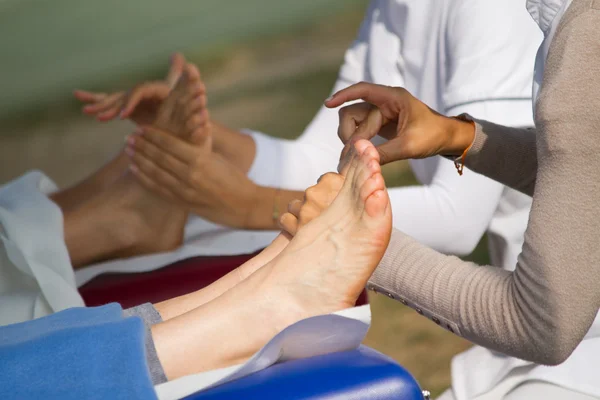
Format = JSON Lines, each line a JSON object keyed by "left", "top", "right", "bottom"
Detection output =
{"left": 182, "top": 346, "right": 428, "bottom": 400}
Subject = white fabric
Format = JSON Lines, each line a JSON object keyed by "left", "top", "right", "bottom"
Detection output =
{"left": 0, "top": 172, "right": 84, "bottom": 326}
{"left": 155, "top": 305, "right": 371, "bottom": 400}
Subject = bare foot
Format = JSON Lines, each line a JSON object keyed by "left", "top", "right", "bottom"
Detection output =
{"left": 154, "top": 232, "right": 292, "bottom": 320}
{"left": 111, "top": 64, "right": 211, "bottom": 257}
{"left": 151, "top": 140, "right": 391, "bottom": 378}
{"left": 154, "top": 63, "right": 208, "bottom": 142}
{"left": 66, "top": 66, "right": 209, "bottom": 267}
{"left": 255, "top": 138, "right": 392, "bottom": 323}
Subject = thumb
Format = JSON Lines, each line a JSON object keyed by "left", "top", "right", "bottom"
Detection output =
{"left": 374, "top": 138, "right": 412, "bottom": 165}
{"left": 350, "top": 106, "right": 385, "bottom": 142}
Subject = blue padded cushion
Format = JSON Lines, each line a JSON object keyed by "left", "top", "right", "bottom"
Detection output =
{"left": 184, "top": 345, "right": 423, "bottom": 400}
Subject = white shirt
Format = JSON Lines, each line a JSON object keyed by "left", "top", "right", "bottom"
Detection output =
{"left": 248, "top": 0, "right": 539, "bottom": 266}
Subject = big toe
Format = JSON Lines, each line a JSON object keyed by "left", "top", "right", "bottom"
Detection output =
{"left": 339, "top": 140, "right": 387, "bottom": 219}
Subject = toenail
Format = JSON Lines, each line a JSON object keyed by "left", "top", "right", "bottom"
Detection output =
{"left": 125, "top": 147, "right": 134, "bottom": 157}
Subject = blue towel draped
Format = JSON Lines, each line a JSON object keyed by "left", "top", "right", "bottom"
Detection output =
{"left": 0, "top": 303, "right": 157, "bottom": 400}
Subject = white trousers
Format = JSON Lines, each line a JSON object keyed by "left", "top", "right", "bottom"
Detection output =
{"left": 437, "top": 381, "right": 598, "bottom": 400}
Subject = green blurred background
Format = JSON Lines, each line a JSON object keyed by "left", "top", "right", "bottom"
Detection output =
{"left": 0, "top": 1, "right": 491, "bottom": 396}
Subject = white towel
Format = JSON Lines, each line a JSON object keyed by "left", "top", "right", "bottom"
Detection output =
{"left": 0, "top": 172, "right": 84, "bottom": 326}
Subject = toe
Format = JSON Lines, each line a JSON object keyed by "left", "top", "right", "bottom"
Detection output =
{"left": 351, "top": 143, "right": 381, "bottom": 190}
{"left": 185, "top": 63, "right": 201, "bottom": 83}
{"left": 363, "top": 188, "right": 389, "bottom": 219}
{"left": 359, "top": 173, "right": 385, "bottom": 204}
{"left": 354, "top": 139, "right": 372, "bottom": 156}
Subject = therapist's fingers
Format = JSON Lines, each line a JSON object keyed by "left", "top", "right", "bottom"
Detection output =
{"left": 375, "top": 139, "right": 410, "bottom": 165}
{"left": 325, "top": 82, "right": 400, "bottom": 109}
{"left": 82, "top": 92, "right": 123, "bottom": 115}
{"left": 120, "top": 82, "right": 170, "bottom": 118}
{"left": 279, "top": 212, "right": 299, "bottom": 236}
{"left": 138, "top": 126, "right": 199, "bottom": 164}
{"left": 339, "top": 104, "right": 386, "bottom": 144}
{"left": 97, "top": 97, "right": 126, "bottom": 121}
{"left": 128, "top": 148, "right": 199, "bottom": 205}
{"left": 74, "top": 90, "right": 107, "bottom": 103}
{"left": 129, "top": 164, "right": 179, "bottom": 203}
{"left": 127, "top": 134, "right": 191, "bottom": 183}
{"left": 336, "top": 102, "right": 374, "bottom": 143}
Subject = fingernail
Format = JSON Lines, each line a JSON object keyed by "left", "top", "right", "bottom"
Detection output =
{"left": 324, "top": 95, "right": 334, "bottom": 103}
{"left": 125, "top": 146, "right": 134, "bottom": 157}
{"left": 129, "top": 164, "right": 138, "bottom": 173}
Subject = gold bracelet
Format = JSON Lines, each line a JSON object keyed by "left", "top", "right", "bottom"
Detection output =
{"left": 451, "top": 114, "right": 476, "bottom": 176}
{"left": 272, "top": 188, "right": 281, "bottom": 224}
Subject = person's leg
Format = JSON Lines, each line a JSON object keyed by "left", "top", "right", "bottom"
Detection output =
{"left": 151, "top": 139, "right": 392, "bottom": 380}
{"left": 504, "top": 381, "right": 597, "bottom": 400}
{"left": 64, "top": 66, "right": 207, "bottom": 268}
{"left": 154, "top": 232, "right": 291, "bottom": 320}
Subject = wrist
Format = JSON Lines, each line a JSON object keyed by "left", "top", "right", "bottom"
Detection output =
{"left": 212, "top": 122, "right": 257, "bottom": 173}
{"left": 243, "top": 185, "right": 279, "bottom": 230}
{"left": 442, "top": 115, "right": 476, "bottom": 156}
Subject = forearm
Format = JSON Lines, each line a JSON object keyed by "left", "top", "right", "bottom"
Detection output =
{"left": 388, "top": 159, "right": 504, "bottom": 255}
{"left": 464, "top": 119, "right": 537, "bottom": 196}
{"left": 370, "top": 214, "right": 597, "bottom": 365}
{"left": 211, "top": 121, "right": 257, "bottom": 173}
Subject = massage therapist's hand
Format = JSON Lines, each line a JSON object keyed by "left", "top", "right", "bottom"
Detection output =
{"left": 279, "top": 172, "right": 344, "bottom": 236}
{"left": 324, "top": 82, "right": 475, "bottom": 165}
{"left": 74, "top": 53, "right": 191, "bottom": 125}
{"left": 125, "top": 126, "right": 271, "bottom": 229}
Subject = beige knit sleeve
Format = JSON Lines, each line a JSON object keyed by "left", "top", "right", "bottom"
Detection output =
{"left": 369, "top": 0, "right": 600, "bottom": 365}
{"left": 463, "top": 120, "right": 537, "bottom": 197}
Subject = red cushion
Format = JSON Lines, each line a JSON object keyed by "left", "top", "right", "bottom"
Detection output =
{"left": 79, "top": 252, "right": 368, "bottom": 309}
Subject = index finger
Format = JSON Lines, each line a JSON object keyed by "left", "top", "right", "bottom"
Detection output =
{"left": 324, "top": 82, "right": 395, "bottom": 109}
{"left": 339, "top": 105, "right": 384, "bottom": 146}
{"left": 74, "top": 89, "right": 106, "bottom": 103}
